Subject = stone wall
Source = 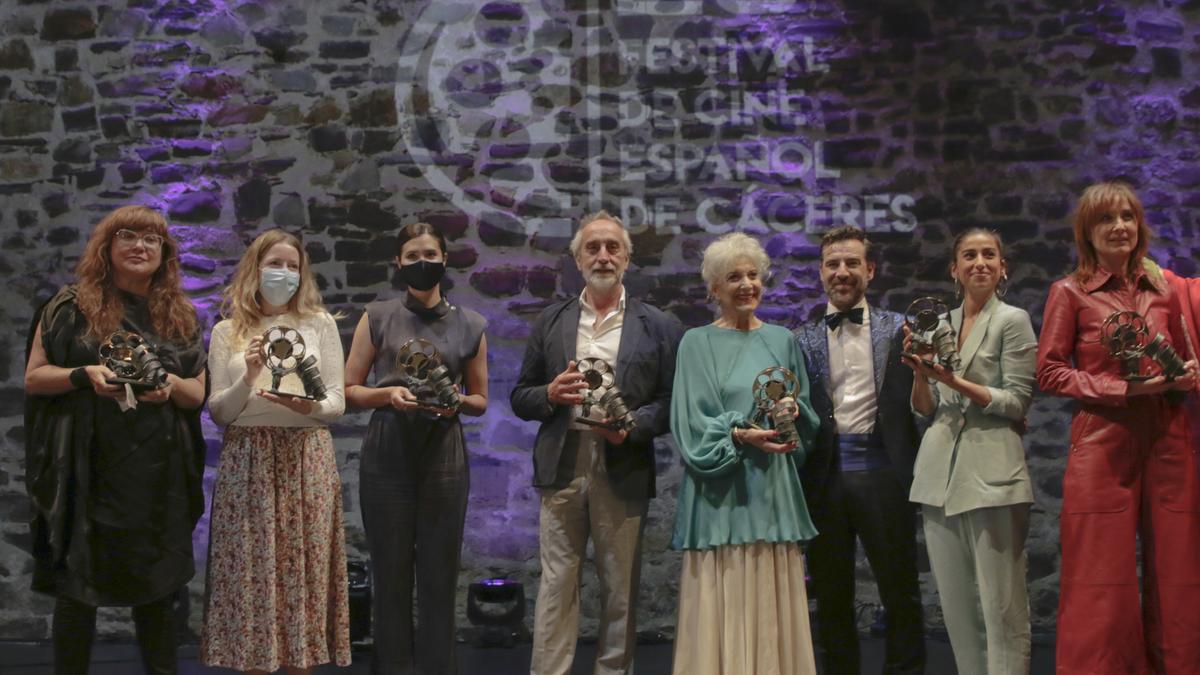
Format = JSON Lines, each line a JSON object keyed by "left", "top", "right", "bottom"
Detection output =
{"left": 2, "top": 0, "right": 1200, "bottom": 643}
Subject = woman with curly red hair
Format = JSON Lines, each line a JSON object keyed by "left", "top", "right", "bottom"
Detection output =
{"left": 23, "top": 205, "right": 207, "bottom": 674}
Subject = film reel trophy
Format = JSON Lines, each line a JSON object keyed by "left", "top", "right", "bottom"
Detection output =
{"left": 99, "top": 331, "right": 168, "bottom": 390}
{"left": 261, "top": 326, "right": 327, "bottom": 401}
{"left": 575, "top": 358, "right": 636, "bottom": 432}
{"left": 750, "top": 366, "right": 801, "bottom": 446}
{"left": 1099, "top": 310, "right": 1189, "bottom": 381}
{"left": 903, "top": 297, "right": 961, "bottom": 371}
{"left": 394, "top": 338, "right": 460, "bottom": 413}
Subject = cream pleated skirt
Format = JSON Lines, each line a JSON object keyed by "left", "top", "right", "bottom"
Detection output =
{"left": 672, "top": 541, "right": 816, "bottom": 675}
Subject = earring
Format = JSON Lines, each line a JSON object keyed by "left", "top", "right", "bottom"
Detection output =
{"left": 996, "top": 274, "right": 1009, "bottom": 298}
{"left": 953, "top": 277, "right": 963, "bottom": 300}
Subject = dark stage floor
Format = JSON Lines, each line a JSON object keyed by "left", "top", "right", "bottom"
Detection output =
{"left": 1, "top": 636, "right": 1055, "bottom": 674}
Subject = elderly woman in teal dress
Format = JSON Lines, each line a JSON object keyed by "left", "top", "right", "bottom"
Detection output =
{"left": 670, "top": 232, "right": 821, "bottom": 675}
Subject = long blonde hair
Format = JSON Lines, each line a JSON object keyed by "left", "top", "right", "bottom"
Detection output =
{"left": 221, "top": 229, "right": 332, "bottom": 340}
{"left": 74, "top": 205, "right": 198, "bottom": 343}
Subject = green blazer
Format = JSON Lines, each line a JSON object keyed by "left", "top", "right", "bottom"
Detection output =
{"left": 909, "top": 295, "right": 1037, "bottom": 516}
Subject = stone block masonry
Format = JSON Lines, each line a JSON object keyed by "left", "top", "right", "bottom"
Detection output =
{"left": 1, "top": 0, "right": 1199, "bottom": 644}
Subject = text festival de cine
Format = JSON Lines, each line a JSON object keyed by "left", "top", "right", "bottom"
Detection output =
{"left": 613, "top": 34, "right": 918, "bottom": 235}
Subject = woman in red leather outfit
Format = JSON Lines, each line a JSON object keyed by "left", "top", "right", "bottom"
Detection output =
{"left": 1036, "top": 181, "right": 1200, "bottom": 674}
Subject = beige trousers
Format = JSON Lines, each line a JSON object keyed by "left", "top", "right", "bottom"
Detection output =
{"left": 530, "top": 432, "right": 649, "bottom": 675}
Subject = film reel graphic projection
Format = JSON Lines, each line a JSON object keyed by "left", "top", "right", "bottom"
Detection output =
{"left": 395, "top": 1, "right": 577, "bottom": 243}
{"left": 903, "top": 297, "right": 961, "bottom": 371}
{"left": 99, "top": 330, "right": 168, "bottom": 390}
{"left": 1099, "top": 310, "right": 1189, "bottom": 381}
{"left": 395, "top": 338, "right": 461, "bottom": 413}
{"left": 394, "top": 0, "right": 828, "bottom": 242}
{"left": 750, "top": 366, "right": 800, "bottom": 445}
{"left": 576, "top": 357, "right": 636, "bottom": 431}
{"left": 261, "top": 326, "right": 327, "bottom": 401}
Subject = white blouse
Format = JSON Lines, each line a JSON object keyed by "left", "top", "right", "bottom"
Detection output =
{"left": 208, "top": 312, "right": 346, "bottom": 427}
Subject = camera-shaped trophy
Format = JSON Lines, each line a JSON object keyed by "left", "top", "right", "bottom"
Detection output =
{"left": 1099, "top": 310, "right": 1189, "bottom": 381}
{"left": 394, "top": 338, "right": 460, "bottom": 413}
{"left": 574, "top": 357, "right": 636, "bottom": 432}
{"left": 904, "top": 297, "right": 961, "bottom": 371}
{"left": 99, "top": 331, "right": 168, "bottom": 390}
{"left": 750, "top": 366, "right": 801, "bottom": 445}
{"left": 261, "top": 326, "right": 327, "bottom": 400}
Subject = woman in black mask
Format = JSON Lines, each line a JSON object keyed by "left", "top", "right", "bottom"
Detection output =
{"left": 344, "top": 222, "right": 489, "bottom": 674}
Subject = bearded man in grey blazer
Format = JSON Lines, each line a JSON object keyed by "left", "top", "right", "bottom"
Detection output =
{"left": 511, "top": 211, "right": 683, "bottom": 675}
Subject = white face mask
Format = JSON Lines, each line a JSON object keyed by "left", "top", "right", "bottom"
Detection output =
{"left": 260, "top": 267, "right": 300, "bottom": 307}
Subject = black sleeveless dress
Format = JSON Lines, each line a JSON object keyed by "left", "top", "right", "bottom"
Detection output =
{"left": 358, "top": 293, "right": 485, "bottom": 675}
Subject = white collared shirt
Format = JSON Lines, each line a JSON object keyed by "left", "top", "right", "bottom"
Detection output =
{"left": 572, "top": 287, "right": 626, "bottom": 429}
{"left": 826, "top": 298, "right": 877, "bottom": 434}
{"left": 577, "top": 286, "right": 626, "bottom": 365}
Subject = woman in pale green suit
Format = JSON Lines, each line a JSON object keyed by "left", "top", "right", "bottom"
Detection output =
{"left": 903, "top": 228, "right": 1037, "bottom": 675}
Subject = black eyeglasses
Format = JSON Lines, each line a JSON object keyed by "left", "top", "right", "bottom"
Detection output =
{"left": 114, "top": 229, "right": 165, "bottom": 249}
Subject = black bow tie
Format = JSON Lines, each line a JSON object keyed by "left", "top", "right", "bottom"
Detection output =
{"left": 824, "top": 307, "right": 864, "bottom": 330}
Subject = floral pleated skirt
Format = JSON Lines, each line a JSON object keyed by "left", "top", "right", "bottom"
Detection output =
{"left": 201, "top": 425, "right": 351, "bottom": 671}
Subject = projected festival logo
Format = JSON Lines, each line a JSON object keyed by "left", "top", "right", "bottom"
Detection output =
{"left": 395, "top": 2, "right": 580, "bottom": 240}
{"left": 396, "top": 1, "right": 917, "bottom": 237}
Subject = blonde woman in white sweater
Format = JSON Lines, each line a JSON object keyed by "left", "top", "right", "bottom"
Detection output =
{"left": 201, "top": 229, "right": 350, "bottom": 674}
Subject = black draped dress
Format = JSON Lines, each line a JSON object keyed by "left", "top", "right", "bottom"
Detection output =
{"left": 24, "top": 286, "right": 207, "bottom": 606}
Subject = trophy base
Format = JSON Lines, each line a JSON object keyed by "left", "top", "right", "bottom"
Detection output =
{"left": 576, "top": 417, "right": 624, "bottom": 432}
{"left": 1121, "top": 375, "right": 1155, "bottom": 382}
{"left": 106, "top": 377, "right": 161, "bottom": 391}
{"left": 409, "top": 399, "right": 459, "bottom": 415}
{"left": 265, "top": 389, "right": 320, "bottom": 401}
{"left": 901, "top": 351, "right": 939, "bottom": 369}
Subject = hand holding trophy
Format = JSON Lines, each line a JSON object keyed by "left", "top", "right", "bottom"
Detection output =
{"left": 1099, "top": 310, "right": 1189, "bottom": 381}
{"left": 99, "top": 330, "right": 168, "bottom": 390}
{"left": 573, "top": 357, "right": 636, "bottom": 432}
{"left": 750, "top": 366, "right": 801, "bottom": 446}
{"left": 394, "top": 338, "right": 460, "bottom": 416}
{"left": 903, "top": 297, "right": 961, "bottom": 371}
{"left": 260, "top": 325, "right": 328, "bottom": 400}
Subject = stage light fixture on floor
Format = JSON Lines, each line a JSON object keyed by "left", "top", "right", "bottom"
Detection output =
{"left": 467, "top": 578, "right": 525, "bottom": 648}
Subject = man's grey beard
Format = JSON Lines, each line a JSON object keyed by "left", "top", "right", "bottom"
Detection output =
{"left": 585, "top": 270, "right": 622, "bottom": 292}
